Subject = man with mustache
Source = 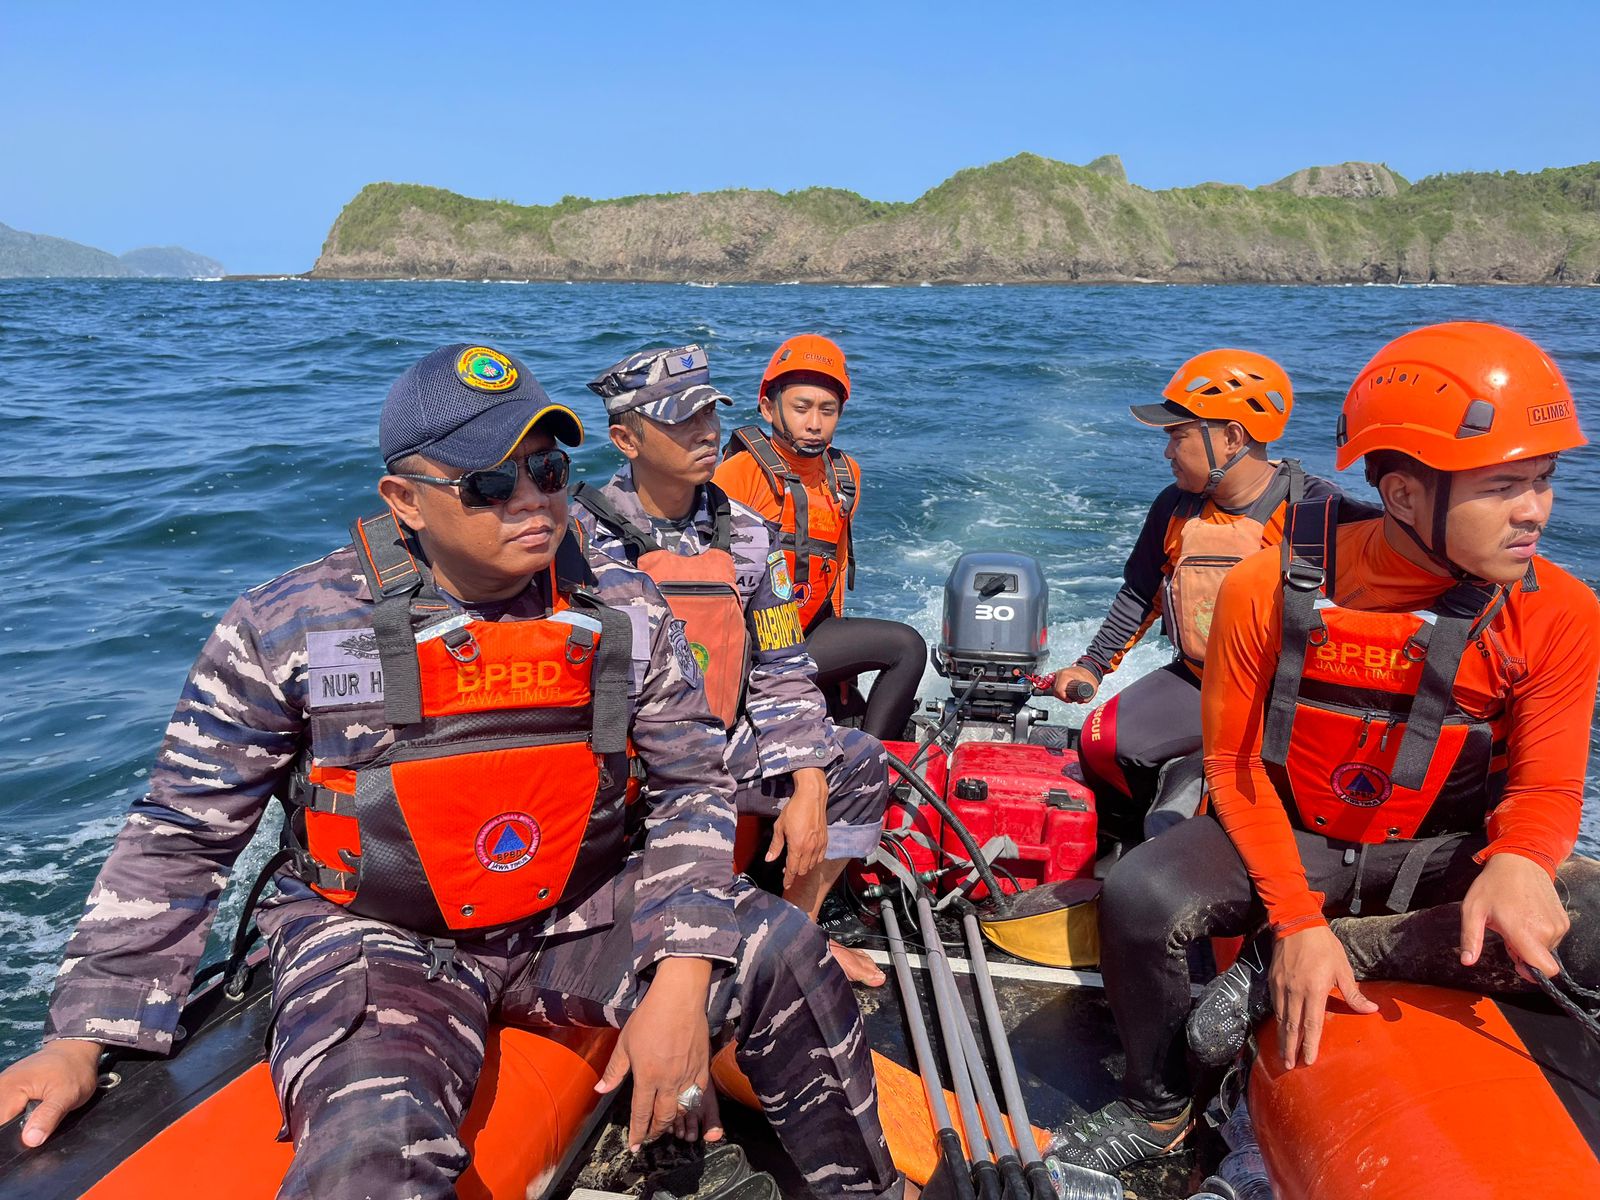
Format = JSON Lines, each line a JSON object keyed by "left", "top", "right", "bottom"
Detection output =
{"left": 1052, "top": 323, "right": 1600, "bottom": 1174}
{"left": 0, "top": 344, "right": 902, "bottom": 1200}
{"left": 573, "top": 344, "right": 890, "bottom": 987}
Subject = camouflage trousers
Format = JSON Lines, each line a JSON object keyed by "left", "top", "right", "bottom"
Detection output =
{"left": 257, "top": 862, "right": 897, "bottom": 1200}
{"left": 728, "top": 725, "right": 889, "bottom": 861}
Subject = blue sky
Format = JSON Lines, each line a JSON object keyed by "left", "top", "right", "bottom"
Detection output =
{"left": 4, "top": 1, "right": 1597, "bottom": 274}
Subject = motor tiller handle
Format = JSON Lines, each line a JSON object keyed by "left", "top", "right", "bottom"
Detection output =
{"left": 1013, "top": 668, "right": 1093, "bottom": 702}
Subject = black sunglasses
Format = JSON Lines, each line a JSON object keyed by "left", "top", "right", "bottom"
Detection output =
{"left": 392, "top": 448, "right": 570, "bottom": 509}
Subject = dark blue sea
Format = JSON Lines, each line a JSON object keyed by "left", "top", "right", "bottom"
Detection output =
{"left": 2, "top": 279, "right": 1598, "bottom": 1055}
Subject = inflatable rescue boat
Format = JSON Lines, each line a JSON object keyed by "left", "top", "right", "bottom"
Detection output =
{"left": 4, "top": 551, "right": 1597, "bottom": 1200}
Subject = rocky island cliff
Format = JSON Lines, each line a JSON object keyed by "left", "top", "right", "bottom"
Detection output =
{"left": 311, "top": 154, "right": 1600, "bottom": 285}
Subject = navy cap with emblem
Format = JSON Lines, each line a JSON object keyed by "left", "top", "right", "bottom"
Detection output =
{"left": 380, "top": 343, "right": 584, "bottom": 470}
{"left": 587, "top": 344, "right": 732, "bottom": 425}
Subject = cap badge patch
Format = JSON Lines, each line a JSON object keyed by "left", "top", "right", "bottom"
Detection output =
{"left": 475, "top": 811, "right": 541, "bottom": 872}
{"left": 664, "top": 347, "right": 708, "bottom": 376}
{"left": 457, "top": 346, "right": 518, "bottom": 392}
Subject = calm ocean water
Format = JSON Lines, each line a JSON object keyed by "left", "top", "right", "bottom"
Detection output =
{"left": 1, "top": 279, "right": 1597, "bottom": 1055}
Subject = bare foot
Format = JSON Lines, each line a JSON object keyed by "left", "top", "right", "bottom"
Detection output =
{"left": 830, "top": 940, "right": 886, "bottom": 987}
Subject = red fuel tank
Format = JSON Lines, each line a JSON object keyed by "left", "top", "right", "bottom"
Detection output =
{"left": 943, "top": 742, "right": 1097, "bottom": 893}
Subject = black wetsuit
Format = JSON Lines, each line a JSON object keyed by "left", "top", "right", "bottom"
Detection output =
{"left": 806, "top": 609, "right": 927, "bottom": 742}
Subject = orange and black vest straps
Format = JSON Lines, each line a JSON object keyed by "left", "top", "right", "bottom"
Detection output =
{"left": 722, "top": 425, "right": 858, "bottom": 632}
{"left": 1163, "top": 460, "right": 1304, "bottom": 672}
{"left": 571, "top": 482, "right": 750, "bottom": 728}
{"left": 1260, "top": 496, "right": 1508, "bottom": 856}
{"left": 280, "top": 510, "right": 633, "bottom": 939}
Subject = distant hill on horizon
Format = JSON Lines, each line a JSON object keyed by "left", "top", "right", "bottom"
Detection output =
{"left": 0, "top": 223, "right": 223, "bottom": 279}
{"left": 311, "top": 153, "right": 1600, "bottom": 285}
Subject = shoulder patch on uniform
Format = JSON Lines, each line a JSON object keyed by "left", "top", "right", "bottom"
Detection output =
{"left": 751, "top": 601, "right": 804, "bottom": 653}
{"left": 667, "top": 618, "right": 703, "bottom": 686}
{"left": 766, "top": 550, "right": 793, "bottom": 601}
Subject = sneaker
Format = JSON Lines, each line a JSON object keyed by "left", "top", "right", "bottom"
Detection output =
{"left": 1047, "top": 1099, "right": 1193, "bottom": 1173}
{"left": 1186, "top": 934, "right": 1272, "bottom": 1068}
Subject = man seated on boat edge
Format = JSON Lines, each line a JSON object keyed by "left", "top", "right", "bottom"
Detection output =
{"left": 1052, "top": 349, "right": 1376, "bottom": 842}
{"left": 0, "top": 343, "right": 904, "bottom": 1200}
{"left": 1052, "top": 322, "right": 1600, "bottom": 1175}
{"left": 714, "top": 334, "right": 928, "bottom": 743}
{"left": 572, "top": 343, "right": 892, "bottom": 988}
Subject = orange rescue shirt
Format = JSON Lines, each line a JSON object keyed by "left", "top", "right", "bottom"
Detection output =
{"left": 1202, "top": 517, "right": 1600, "bottom": 936}
{"left": 714, "top": 438, "right": 861, "bottom": 622}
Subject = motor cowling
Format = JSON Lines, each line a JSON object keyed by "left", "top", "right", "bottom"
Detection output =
{"left": 934, "top": 551, "right": 1048, "bottom": 720}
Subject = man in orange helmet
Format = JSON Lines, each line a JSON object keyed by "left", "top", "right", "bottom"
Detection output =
{"left": 1052, "top": 349, "right": 1366, "bottom": 838}
{"left": 1052, "top": 323, "right": 1600, "bottom": 1175}
{"left": 716, "top": 334, "right": 927, "bottom": 742}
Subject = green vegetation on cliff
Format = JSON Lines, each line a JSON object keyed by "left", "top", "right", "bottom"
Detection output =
{"left": 313, "top": 154, "right": 1600, "bottom": 285}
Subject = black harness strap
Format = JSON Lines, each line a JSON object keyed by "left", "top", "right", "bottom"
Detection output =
{"left": 725, "top": 426, "right": 790, "bottom": 503}
{"left": 1383, "top": 834, "right": 1463, "bottom": 913}
{"left": 351, "top": 512, "right": 427, "bottom": 726}
{"left": 1387, "top": 615, "right": 1470, "bottom": 791}
{"left": 571, "top": 482, "right": 657, "bottom": 562}
{"left": 1243, "top": 459, "right": 1305, "bottom": 524}
{"left": 1387, "top": 579, "right": 1504, "bottom": 791}
{"left": 825, "top": 447, "right": 859, "bottom": 591}
{"left": 568, "top": 589, "right": 631, "bottom": 755}
{"left": 704, "top": 482, "right": 734, "bottom": 553}
{"left": 786, "top": 479, "right": 813, "bottom": 589}
{"left": 573, "top": 479, "right": 735, "bottom": 564}
{"left": 1262, "top": 496, "right": 1338, "bottom": 767}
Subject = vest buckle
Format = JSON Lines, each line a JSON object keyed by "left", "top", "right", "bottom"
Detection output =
{"left": 1285, "top": 560, "right": 1325, "bottom": 592}
{"left": 566, "top": 630, "right": 596, "bottom": 665}
{"left": 442, "top": 627, "right": 480, "bottom": 664}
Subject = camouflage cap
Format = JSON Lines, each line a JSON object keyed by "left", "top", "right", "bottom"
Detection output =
{"left": 587, "top": 344, "right": 732, "bottom": 425}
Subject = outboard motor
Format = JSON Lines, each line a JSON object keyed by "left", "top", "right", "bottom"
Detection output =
{"left": 933, "top": 551, "right": 1050, "bottom": 736}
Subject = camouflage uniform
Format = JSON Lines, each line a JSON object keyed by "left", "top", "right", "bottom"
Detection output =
{"left": 44, "top": 538, "right": 898, "bottom": 1200}
{"left": 575, "top": 462, "right": 889, "bottom": 861}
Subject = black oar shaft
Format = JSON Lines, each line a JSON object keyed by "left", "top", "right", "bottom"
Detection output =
{"left": 880, "top": 901, "right": 956, "bottom": 1132}
{"left": 962, "top": 912, "right": 1041, "bottom": 1164}
{"left": 913, "top": 895, "right": 994, "bottom": 1160}
{"left": 882, "top": 901, "right": 978, "bottom": 1200}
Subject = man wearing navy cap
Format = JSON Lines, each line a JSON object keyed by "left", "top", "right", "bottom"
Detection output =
{"left": 4, "top": 343, "right": 902, "bottom": 1200}
{"left": 573, "top": 344, "right": 891, "bottom": 986}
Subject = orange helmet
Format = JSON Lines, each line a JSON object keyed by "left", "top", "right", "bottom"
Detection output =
{"left": 1337, "top": 321, "right": 1585, "bottom": 472}
{"left": 1131, "top": 349, "right": 1293, "bottom": 444}
{"left": 760, "top": 334, "right": 851, "bottom": 403}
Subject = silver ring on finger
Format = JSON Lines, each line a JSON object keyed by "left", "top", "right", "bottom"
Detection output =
{"left": 676, "top": 1084, "right": 705, "bottom": 1110}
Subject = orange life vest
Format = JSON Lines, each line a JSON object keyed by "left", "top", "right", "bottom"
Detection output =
{"left": 1261, "top": 497, "right": 1506, "bottom": 845}
{"left": 721, "top": 426, "right": 858, "bottom": 632}
{"left": 1163, "top": 461, "right": 1303, "bottom": 672}
{"left": 281, "top": 512, "right": 633, "bottom": 938}
{"left": 570, "top": 482, "right": 750, "bottom": 727}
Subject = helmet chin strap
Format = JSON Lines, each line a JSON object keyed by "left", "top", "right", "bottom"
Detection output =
{"left": 1197, "top": 424, "right": 1254, "bottom": 497}
{"left": 771, "top": 389, "right": 828, "bottom": 458}
{"left": 1390, "top": 471, "right": 1482, "bottom": 584}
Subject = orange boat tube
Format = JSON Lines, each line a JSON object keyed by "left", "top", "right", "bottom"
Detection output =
{"left": 80, "top": 1025, "right": 616, "bottom": 1200}
{"left": 1250, "top": 981, "right": 1600, "bottom": 1200}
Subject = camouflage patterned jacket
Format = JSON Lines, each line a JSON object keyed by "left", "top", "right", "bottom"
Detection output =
{"left": 45, "top": 530, "right": 739, "bottom": 1054}
{"left": 573, "top": 465, "right": 837, "bottom": 779}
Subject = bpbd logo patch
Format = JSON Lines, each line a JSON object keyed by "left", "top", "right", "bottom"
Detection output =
{"left": 456, "top": 346, "right": 518, "bottom": 392}
{"left": 1330, "top": 762, "right": 1393, "bottom": 808}
{"left": 475, "top": 811, "right": 541, "bottom": 872}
